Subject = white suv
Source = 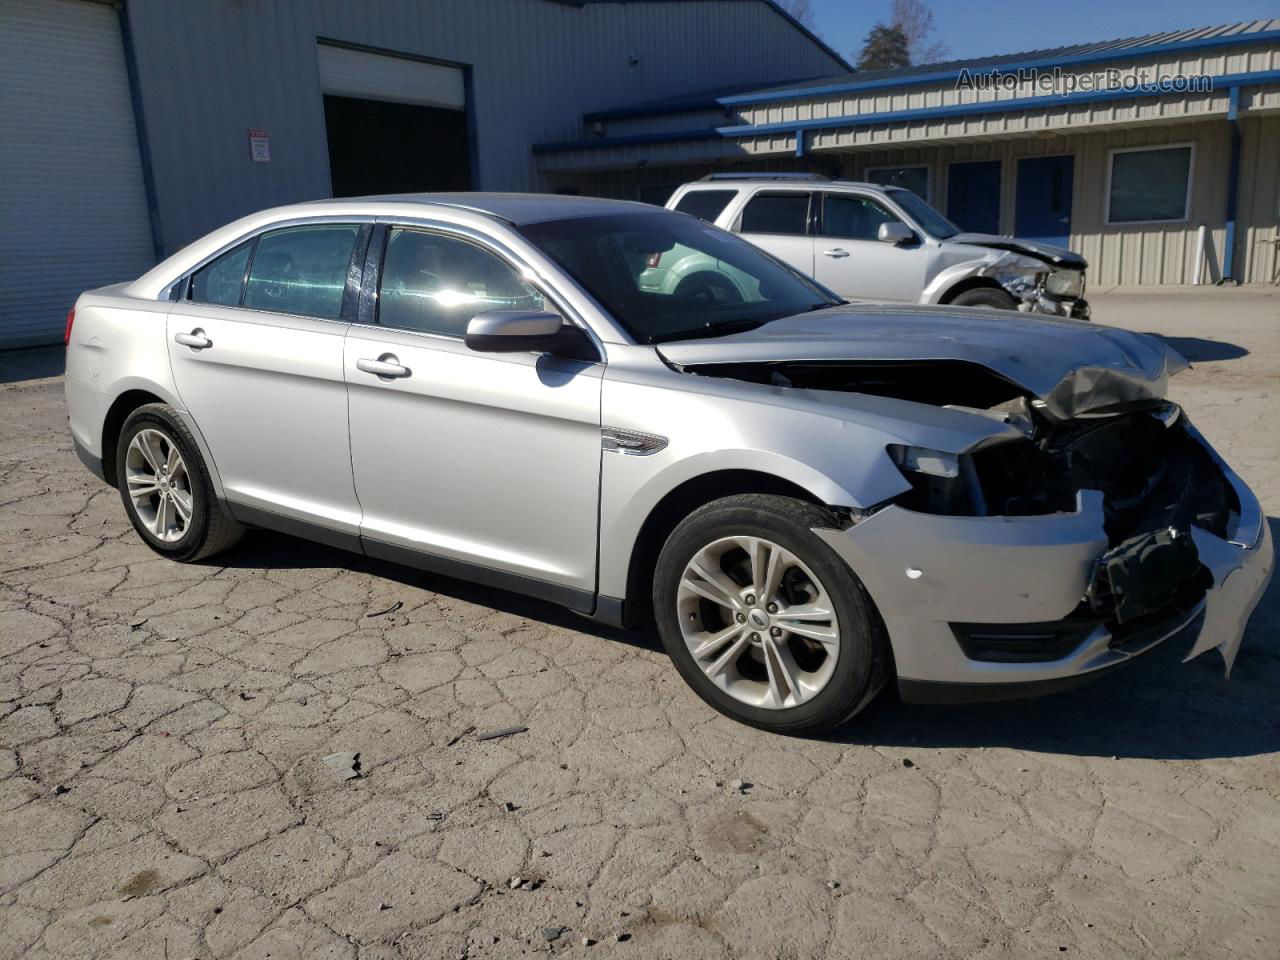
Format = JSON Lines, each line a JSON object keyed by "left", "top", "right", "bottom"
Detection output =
{"left": 665, "top": 173, "right": 1090, "bottom": 319}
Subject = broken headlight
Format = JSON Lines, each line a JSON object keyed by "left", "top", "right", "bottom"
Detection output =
{"left": 1044, "top": 269, "right": 1084, "bottom": 299}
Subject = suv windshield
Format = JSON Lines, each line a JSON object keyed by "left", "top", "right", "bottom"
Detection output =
{"left": 886, "top": 188, "right": 960, "bottom": 239}
{"left": 518, "top": 211, "right": 839, "bottom": 343}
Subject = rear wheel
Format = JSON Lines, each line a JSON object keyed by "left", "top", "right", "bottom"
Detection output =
{"left": 116, "top": 404, "right": 243, "bottom": 562}
{"left": 949, "top": 287, "right": 1018, "bottom": 310}
{"left": 653, "top": 494, "right": 888, "bottom": 733}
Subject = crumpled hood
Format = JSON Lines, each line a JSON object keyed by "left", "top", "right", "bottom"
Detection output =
{"left": 657, "top": 304, "right": 1188, "bottom": 420}
{"left": 947, "top": 233, "right": 1088, "bottom": 270}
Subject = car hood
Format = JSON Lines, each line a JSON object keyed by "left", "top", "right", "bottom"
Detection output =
{"left": 656, "top": 304, "right": 1187, "bottom": 420}
{"left": 946, "top": 233, "right": 1087, "bottom": 270}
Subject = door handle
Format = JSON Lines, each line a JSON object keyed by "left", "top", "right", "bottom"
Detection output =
{"left": 174, "top": 329, "right": 212, "bottom": 350}
{"left": 822, "top": 248, "right": 850, "bottom": 258}
{"left": 356, "top": 355, "right": 410, "bottom": 379}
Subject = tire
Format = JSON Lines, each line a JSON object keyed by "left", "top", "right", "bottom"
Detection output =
{"left": 115, "top": 403, "right": 243, "bottom": 562}
{"left": 652, "top": 494, "right": 889, "bottom": 734}
{"left": 948, "top": 287, "right": 1018, "bottom": 310}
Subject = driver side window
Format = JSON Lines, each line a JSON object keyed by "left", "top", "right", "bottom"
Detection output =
{"left": 821, "top": 194, "right": 902, "bottom": 241}
{"left": 378, "top": 228, "right": 544, "bottom": 337}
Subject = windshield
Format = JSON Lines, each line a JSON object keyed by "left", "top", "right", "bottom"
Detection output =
{"left": 517, "top": 211, "right": 840, "bottom": 343}
{"left": 887, "top": 188, "right": 960, "bottom": 239}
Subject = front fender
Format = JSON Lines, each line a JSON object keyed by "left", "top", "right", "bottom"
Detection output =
{"left": 921, "top": 251, "right": 1041, "bottom": 304}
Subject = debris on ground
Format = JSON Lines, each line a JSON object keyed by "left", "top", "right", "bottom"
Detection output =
{"left": 541, "top": 926, "right": 564, "bottom": 942}
{"left": 366, "top": 600, "right": 403, "bottom": 618}
{"left": 729, "top": 778, "right": 753, "bottom": 794}
{"left": 475, "top": 725, "right": 528, "bottom": 742}
{"left": 378, "top": 902, "right": 390, "bottom": 911}
{"left": 616, "top": 932, "right": 632, "bottom": 942}
{"left": 321, "top": 751, "right": 361, "bottom": 780}
{"left": 826, "top": 880, "right": 841, "bottom": 890}
{"left": 425, "top": 812, "right": 446, "bottom": 822}
{"left": 902, "top": 758, "right": 915, "bottom": 768}
{"left": 51, "top": 784, "right": 69, "bottom": 796}
{"left": 502, "top": 801, "right": 518, "bottom": 812}
{"left": 581, "top": 936, "right": 596, "bottom": 946}
{"left": 129, "top": 618, "right": 148, "bottom": 630}
{"left": 446, "top": 726, "right": 476, "bottom": 746}
{"left": 508, "top": 876, "right": 524, "bottom": 889}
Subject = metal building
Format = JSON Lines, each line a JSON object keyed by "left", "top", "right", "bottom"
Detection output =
{"left": 539, "top": 22, "right": 1280, "bottom": 288}
{"left": 0, "top": 0, "right": 846, "bottom": 348}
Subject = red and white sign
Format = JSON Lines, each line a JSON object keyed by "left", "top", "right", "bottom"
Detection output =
{"left": 248, "top": 128, "right": 271, "bottom": 163}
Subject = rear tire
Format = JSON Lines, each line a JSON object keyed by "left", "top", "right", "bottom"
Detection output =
{"left": 948, "top": 287, "right": 1018, "bottom": 310}
{"left": 653, "top": 494, "right": 888, "bottom": 734}
{"left": 115, "top": 403, "right": 243, "bottom": 562}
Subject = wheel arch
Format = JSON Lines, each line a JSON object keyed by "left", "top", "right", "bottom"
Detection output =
{"left": 99, "top": 382, "right": 225, "bottom": 499}
{"left": 617, "top": 468, "right": 832, "bottom": 629}
{"left": 937, "top": 276, "right": 1011, "bottom": 304}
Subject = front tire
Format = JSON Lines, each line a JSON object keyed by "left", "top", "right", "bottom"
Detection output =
{"left": 653, "top": 494, "right": 888, "bottom": 734}
{"left": 948, "top": 287, "right": 1018, "bottom": 310}
{"left": 115, "top": 403, "right": 243, "bottom": 562}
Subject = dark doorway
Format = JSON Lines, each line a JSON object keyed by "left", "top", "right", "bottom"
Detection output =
{"left": 947, "top": 160, "right": 1001, "bottom": 234}
{"left": 323, "top": 94, "right": 471, "bottom": 197}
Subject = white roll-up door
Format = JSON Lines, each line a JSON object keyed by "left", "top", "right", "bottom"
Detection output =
{"left": 0, "top": 0, "right": 157, "bottom": 349}
{"left": 317, "top": 43, "right": 466, "bottom": 111}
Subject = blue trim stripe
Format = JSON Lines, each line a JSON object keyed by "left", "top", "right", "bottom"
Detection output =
{"left": 1223, "top": 86, "right": 1242, "bottom": 281}
{"left": 716, "top": 28, "right": 1280, "bottom": 106}
{"left": 533, "top": 68, "right": 1280, "bottom": 154}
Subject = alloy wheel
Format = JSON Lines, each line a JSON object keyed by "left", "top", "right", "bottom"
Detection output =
{"left": 124, "top": 428, "right": 193, "bottom": 543}
{"left": 676, "top": 535, "right": 840, "bottom": 709}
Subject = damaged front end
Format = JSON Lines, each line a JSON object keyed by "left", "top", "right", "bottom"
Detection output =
{"left": 943, "top": 234, "right": 1091, "bottom": 320}
{"left": 683, "top": 353, "right": 1273, "bottom": 701}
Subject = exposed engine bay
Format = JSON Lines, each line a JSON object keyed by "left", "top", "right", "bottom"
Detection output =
{"left": 684, "top": 358, "right": 1239, "bottom": 631}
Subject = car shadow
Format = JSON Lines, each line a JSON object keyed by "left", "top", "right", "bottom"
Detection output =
{"left": 1153, "top": 335, "right": 1249, "bottom": 363}
{"left": 214, "top": 529, "right": 657, "bottom": 651}
{"left": 825, "top": 515, "right": 1280, "bottom": 761}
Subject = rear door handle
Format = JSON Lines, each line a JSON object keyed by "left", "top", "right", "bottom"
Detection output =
{"left": 174, "top": 329, "right": 212, "bottom": 349}
{"left": 822, "top": 248, "right": 850, "bottom": 258}
{"left": 356, "top": 355, "right": 410, "bottom": 379}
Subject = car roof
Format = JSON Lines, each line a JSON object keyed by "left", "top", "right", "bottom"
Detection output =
{"left": 294, "top": 192, "right": 655, "bottom": 225}
{"left": 682, "top": 179, "right": 889, "bottom": 193}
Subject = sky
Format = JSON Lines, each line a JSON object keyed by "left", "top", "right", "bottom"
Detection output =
{"left": 805, "top": 0, "right": 1279, "bottom": 65}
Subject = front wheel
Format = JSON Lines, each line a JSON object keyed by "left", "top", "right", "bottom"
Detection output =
{"left": 653, "top": 494, "right": 888, "bottom": 733}
{"left": 948, "top": 287, "right": 1018, "bottom": 310}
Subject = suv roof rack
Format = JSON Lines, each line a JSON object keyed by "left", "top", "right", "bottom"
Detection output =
{"left": 698, "top": 172, "right": 830, "bottom": 182}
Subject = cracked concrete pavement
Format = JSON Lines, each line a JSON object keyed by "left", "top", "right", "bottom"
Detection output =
{"left": 1, "top": 287, "right": 1277, "bottom": 959}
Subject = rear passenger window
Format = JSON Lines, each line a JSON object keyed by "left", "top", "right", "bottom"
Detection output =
{"left": 378, "top": 228, "right": 544, "bottom": 337}
{"left": 242, "top": 225, "right": 360, "bottom": 320}
{"left": 739, "top": 192, "right": 810, "bottom": 235}
{"left": 673, "top": 190, "right": 737, "bottom": 223}
{"left": 189, "top": 241, "right": 252, "bottom": 306}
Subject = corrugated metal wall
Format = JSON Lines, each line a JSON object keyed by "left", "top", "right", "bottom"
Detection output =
{"left": 123, "top": 0, "right": 844, "bottom": 252}
{"left": 1239, "top": 114, "right": 1280, "bottom": 284}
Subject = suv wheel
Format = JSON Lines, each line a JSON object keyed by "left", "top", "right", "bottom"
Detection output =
{"left": 115, "top": 404, "right": 243, "bottom": 562}
{"left": 653, "top": 494, "right": 888, "bottom": 733}
{"left": 949, "top": 287, "right": 1017, "bottom": 310}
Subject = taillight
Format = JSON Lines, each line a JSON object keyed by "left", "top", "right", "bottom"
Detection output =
{"left": 64, "top": 307, "right": 75, "bottom": 345}
{"left": 646, "top": 252, "right": 663, "bottom": 269}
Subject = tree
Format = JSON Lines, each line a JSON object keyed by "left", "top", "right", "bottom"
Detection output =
{"left": 857, "top": 24, "right": 911, "bottom": 70}
{"left": 891, "top": 0, "right": 950, "bottom": 65}
{"left": 773, "top": 0, "right": 816, "bottom": 30}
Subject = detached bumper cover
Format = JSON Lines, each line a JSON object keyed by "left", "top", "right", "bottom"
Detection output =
{"left": 815, "top": 447, "right": 1273, "bottom": 702}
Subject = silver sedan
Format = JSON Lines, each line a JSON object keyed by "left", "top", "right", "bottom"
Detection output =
{"left": 64, "top": 194, "right": 1272, "bottom": 733}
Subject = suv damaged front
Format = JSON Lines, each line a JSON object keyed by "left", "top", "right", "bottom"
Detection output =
{"left": 929, "top": 234, "right": 1090, "bottom": 320}
{"left": 660, "top": 308, "right": 1272, "bottom": 702}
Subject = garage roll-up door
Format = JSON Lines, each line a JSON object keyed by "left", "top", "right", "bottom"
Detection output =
{"left": 317, "top": 43, "right": 466, "bottom": 111}
{"left": 0, "top": 0, "right": 156, "bottom": 349}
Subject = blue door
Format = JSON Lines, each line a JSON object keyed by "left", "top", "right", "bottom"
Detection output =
{"left": 946, "top": 161, "right": 1001, "bottom": 234}
{"left": 1015, "top": 155, "right": 1074, "bottom": 247}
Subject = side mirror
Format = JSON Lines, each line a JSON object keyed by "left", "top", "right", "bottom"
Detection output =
{"left": 878, "top": 222, "right": 915, "bottom": 245}
{"left": 465, "top": 310, "right": 593, "bottom": 358}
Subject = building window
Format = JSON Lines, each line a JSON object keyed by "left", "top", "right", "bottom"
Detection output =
{"left": 1107, "top": 145, "right": 1193, "bottom": 224}
{"left": 864, "top": 164, "right": 930, "bottom": 201}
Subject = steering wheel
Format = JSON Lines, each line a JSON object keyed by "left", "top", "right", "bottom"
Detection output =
{"left": 674, "top": 272, "right": 744, "bottom": 307}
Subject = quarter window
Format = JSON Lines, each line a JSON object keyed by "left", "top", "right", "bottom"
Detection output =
{"left": 241, "top": 225, "right": 360, "bottom": 319}
{"left": 821, "top": 194, "right": 902, "bottom": 241}
{"left": 188, "top": 241, "right": 252, "bottom": 306}
{"left": 1108, "top": 146, "right": 1192, "bottom": 223}
{"left": 378, "top": 228, "right": 544, "bottom": 337}
{"left": 739, "top": 192, "right": 811, "bottom": 235}
{"left": 673, "top": 189, "right": 738, "bottom": 223}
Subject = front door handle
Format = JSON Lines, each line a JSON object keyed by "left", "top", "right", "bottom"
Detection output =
{"left": 356, "top": 355, "right": 410, "bottom": 379}
{"left": 822, "top": 248, "right": 850, "bottom": 258}
{"left": 174, "top": 329, "right": 212, "bottom": 349}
